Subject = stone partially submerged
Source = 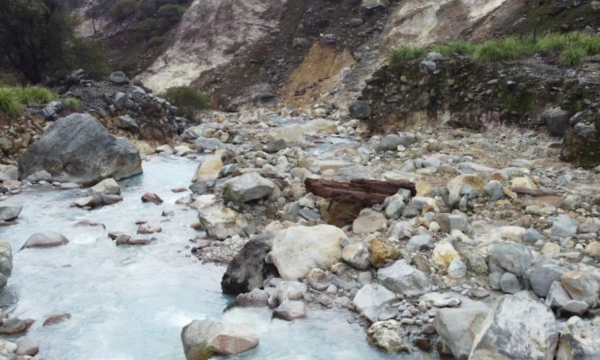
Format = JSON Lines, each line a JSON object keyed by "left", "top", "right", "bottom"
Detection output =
{"left": 18, "top": 114, "right": 142, "bottom": 186}
{"left": 221, "top": 233, "right": 276, "bottom": 295}
{"left": 181, "top": 318, "right": 259, "bottom": 360}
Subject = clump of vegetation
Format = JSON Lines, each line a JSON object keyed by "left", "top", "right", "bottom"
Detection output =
{"left": 0, "top": 88, "right": 20, "bottom": 117}
{"left": 388, "top": 32, "right": 600, "bottom": 67}
{"left": 0, "top": 0, "right": 109, "bottom": 83}
{"left": 110, "top": 0, "right": 137, "bottom": 20}
{"left": 431, "top": 41, "right": 476, "bottom": 56}
{"left": 560, "top": 48, "right": 586, "bottom": 66}
{"left": 535, "top": 33, "right": 568, "bottom": 52}
{"left": 161, "top": 86, "right": 209, "bottom": 117}
{"left": 66, "top": 37, "right": 110, "bottom": 80}
{"left": 17, "top": 86, "right": 58, "bottom": 105}
{"left": 389, "top": 46, "right": 428, "bottom": 66}
{"left": 473, "top": 37, "right": 529, "bottom": 63}
{"left": 148, "top": 36, "right": 165, "bottom": 48}
{"left": 62, "top": 97, "right": 82, "bottom": 111}
{"left": 578, "top": 34, "right": 600, "bottom": 55}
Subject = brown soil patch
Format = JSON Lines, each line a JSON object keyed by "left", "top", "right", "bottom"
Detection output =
{"left": 280, "top": 43, "right": 355, "bottom": 108}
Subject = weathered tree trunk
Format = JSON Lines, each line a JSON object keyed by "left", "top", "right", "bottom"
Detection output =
{"left": 305, "top": 178, "right": 416, "bottom": 208}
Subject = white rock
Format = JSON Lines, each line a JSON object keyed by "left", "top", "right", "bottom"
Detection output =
{"left": 470, "top": 295, "right": 558, "bottom": 360}
{"left": 88, "top": 178, "right": 120, "bottom": 195}
{"left": 181, "top": 318, "right": 259, "bottom": 360}
{"left": 269, "top": 225, "right": 343, "bottom": 281}
{"left": 199, "top": 207, "right": 248, "bottom": 240}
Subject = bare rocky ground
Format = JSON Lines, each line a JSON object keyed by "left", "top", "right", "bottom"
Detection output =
{"left": 2, "top": 89, "right": 600, "bottom": 359}
{"left": 135, "top": 104, "right": 600, "bottom": 358}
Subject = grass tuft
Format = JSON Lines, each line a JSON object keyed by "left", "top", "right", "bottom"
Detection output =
{"left": 560, "top": 47, "right": 586, "bottom": 66}
{"left": 578, "top": 34, "right": 600, "bottom": 55}
{"left": 0, "top": 88, "right": 20, "bottom": 117}
{"left": 62, "top": 97, "right": 82, "bottom": 111}
{"left": 388, "top": 46, "right": 427, "bottom": 65}
{"left": 17, "top": 86, "right": 58, "bottom": 105}
{"left": 536, "top": 33, "right": 568, "bottom": 53}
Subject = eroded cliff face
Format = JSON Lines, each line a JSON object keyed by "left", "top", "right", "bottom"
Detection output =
{"left": 138, "top": 0, "right": 286, "bottom": 93}
{"left": 76, "top": 0, "right": 600, "bottom": 111}
{"left": 133, "top": 0, "right": 519, "bottom": 108}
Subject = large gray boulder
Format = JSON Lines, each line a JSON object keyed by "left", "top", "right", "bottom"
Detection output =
{"left": 269, "top": 225, "right": 344, "bottom": 281}
{"left": 434, "top": 302, "right": 490, "bottom": 360}
{"left": 181, "top": 318, "right": 259, "bottom": 360}
{"left": 221, "top": 233, "right": 275, "bottom": 295}
{"left": 18, "top": 114, "right": 142, "bottom": 186}
{"left": 0, "top": 241, "right": 12, "bottom": 289}
{"left": 530, "top": 264, "right": 567, "bottom": 298}
{"left": 544, "top": 107, "right": 570, "bottom": 137}
{"left": 470, "top": 295, "right": 558, "bottom": 360}
{"left": 223, "top": 173, "right": 276, "bottom": 203}
{"left": 349, "top": 100, "right": 371, "bottom": 119}
{"left": 377, "top": 259, "right": 432, "bottom": 296}
{"left": 352, "top": 284, "right": 397, "bottom": 323}
{"left": 551, "top": 215, "right": 579, "bottom": 238}
{"left": 109, "top": 71, "right": 130, "bottom": 85}
{"left": 556, "top": 317, "right": 600, "bottom": 360}
{"left": 488, "top": 242, "right": 532, "bottom": 277}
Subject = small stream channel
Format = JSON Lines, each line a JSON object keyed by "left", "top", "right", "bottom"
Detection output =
{"left": 0, "top": 155, "right": 420, "bottom": 359}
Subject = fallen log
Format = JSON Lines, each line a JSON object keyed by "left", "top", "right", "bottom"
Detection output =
{"left": 305, "top": 178, "right": 416, "bottom": 208}
{"left": 511, "top": 187, "right": 560, "bottom": 197}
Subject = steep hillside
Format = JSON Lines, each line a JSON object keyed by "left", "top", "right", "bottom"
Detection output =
{"left": 75, "top": 0, "right": 600, "bottom": 111}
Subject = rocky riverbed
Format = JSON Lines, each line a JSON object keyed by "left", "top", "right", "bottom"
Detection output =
{"left": 1, "top": 103, "right": 600, "bottom": 359}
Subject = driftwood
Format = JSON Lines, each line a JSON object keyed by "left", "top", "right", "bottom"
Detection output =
{"left": 511, "top": 187, "right": 560, "bottom": 197}
{"left": 305, "top": 178, "right": 417, "bottom": 208}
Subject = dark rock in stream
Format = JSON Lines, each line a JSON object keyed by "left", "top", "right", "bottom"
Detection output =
{"left": 221, "top": 232, "right": 278, "bottom": 295}
{"left": 141, "top": 192, "right": 164, "bottom": 205}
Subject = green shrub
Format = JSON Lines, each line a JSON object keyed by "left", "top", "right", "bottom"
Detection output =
{"left": 560, "top": 48, "right": 586, "bottom": 66}
{"left": 133, "top": 18, "right": 159, "bottom": 35}
{"left": 388, "top": 46, "right": 427, "bottom": 65}
{"left": 67, "top": 37, "right": 110, "bottom": 80}
{"left": 148, "top": 36, "right": 165, "bottom": 48}
{"left": 536, "top": 33, "right": 568, "bottom": 53}
{"left": 578, "top": 34, "right": 600, "bottom": 55}
{"left": 110, "top": 0, "right": 137, "bottom": 20}
{"left": 431, "top": 41, "right": 476, "bottom": 56}
{"left": 0, "top": 88, "right": 20, "bottom": 117}
{"left": 161, "top": 86, "right": 209, "bottom": 117}
{"left": 62, "top": 97, "right": 82, "bottom": 111}
{"left": 17, "top": 86, "right": 58, "bottom": 105}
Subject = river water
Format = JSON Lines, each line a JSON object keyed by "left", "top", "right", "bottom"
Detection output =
{"left": 0, "top": 155, "right": 413, "bottom": 360}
